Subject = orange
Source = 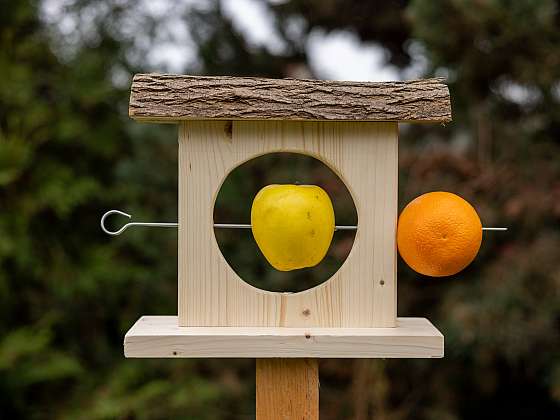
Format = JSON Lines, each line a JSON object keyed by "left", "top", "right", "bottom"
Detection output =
{"left": 397, "top": 192, "right": 482, "bottom": 277}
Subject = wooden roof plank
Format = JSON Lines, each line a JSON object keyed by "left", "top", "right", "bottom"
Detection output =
{"left": 129, "top": 74, "right": 452, "bottom": 123}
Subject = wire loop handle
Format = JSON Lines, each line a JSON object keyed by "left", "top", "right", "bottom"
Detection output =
{"left": 101, "top": 210, "right": 178, "bottom": 236}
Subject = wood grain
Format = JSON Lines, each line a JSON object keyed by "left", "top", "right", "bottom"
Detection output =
{"left": 178, "top": 120, "right": 398, "bottom": 328}
{"left": 130, "top": 74, "right": 451, "bottom": 123}
{"left": 256, "top": 359, "right": 319, "bottom": 420}
{"left": 123, "top": 316, "right": 444, "bottom": 358}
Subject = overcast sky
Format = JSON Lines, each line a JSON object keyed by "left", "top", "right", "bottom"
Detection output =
{"left": 41, "top": 0, "right": 549, "bottom": 107}
{"left": 221, "top": 0, "right": 402, "bottom": 81}
{"left": 41, "top": 0, "right": 416, "bottom": 82}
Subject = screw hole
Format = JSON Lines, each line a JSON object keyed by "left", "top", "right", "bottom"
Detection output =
{"left": 224, "top": 121, "right": 232, "bottom": 139}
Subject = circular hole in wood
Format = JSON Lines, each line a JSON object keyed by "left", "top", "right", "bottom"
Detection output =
{"left": 213, "top": 152, "right": 357, "bottom": 293}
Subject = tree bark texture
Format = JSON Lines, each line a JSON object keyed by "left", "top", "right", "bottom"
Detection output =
{"left": 129, "top": 74, "right": 451, "bottom": 124}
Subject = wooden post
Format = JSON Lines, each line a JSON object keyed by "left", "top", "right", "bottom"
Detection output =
{"left": 256, "top": 358, "right": 319, "bottom": 420}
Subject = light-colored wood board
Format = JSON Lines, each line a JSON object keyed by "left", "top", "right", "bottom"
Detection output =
{"left": 123, "top": 316, "right": 444, "bottom": 358}
{"left": 256, "top": 359, "right": 318, "bottom": 420}
{"left": 178, "top": 120, "right": 398, "bottom": 327}
{"left": 130, "top": 74, "right": 451, "bottom": 123}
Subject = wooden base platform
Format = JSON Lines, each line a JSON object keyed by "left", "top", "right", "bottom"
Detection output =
{"left": 124, "top": 316, "right": 443, "bottom": 358}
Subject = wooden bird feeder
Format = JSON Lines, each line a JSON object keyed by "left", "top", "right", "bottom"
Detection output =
{"left": 123, "top": 74, "right": 452, "bottom": 419}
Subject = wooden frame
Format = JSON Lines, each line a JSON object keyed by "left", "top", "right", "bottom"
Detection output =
{"left": 122, "top": 73, "right": 452, "bottom": 418}
{"left": 123, "top": 73, "right": 451, "bottom": 359}
{"left": 179, "top": 120, "right": 398, "bottom": 328}
{"left": 125, "top": 316, "right": 443, "bottom": 358}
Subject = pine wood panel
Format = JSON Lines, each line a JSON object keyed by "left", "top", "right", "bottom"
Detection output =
{"left": 124, "top": 316, "right": 444, "bottom": 358}
{"left": 256, "top": 359, "right": 319, "bottom": 420}
{"left": 178, "top": 120, "right": 398, "bottom": 327}
{"left": 130, "top": 74, "right": 451, "bottom": 123}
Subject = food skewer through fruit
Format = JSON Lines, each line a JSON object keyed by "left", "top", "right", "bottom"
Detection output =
{"left": 101, "top": 209, "right": 506, "bottom": 236}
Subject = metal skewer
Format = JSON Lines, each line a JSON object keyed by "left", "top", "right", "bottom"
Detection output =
{"left": 100, "top": 210, "right": 178, "bottom": 236}
{"left": 101, "top": 210, "right": 357, "bottom": 236}
{"left": 213, "top": 223, "right": 358, "bottom": 231}
{"left": 101, "top": 209, "right": 507, "bottom": 236}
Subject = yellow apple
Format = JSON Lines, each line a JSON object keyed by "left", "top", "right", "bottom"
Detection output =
{"left": 251, "top": 184, "right": 335, "bottom": 271}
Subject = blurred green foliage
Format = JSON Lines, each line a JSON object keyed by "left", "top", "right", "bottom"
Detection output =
{"left": 1, "top": 0, "right": 559, "bottom": 419}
